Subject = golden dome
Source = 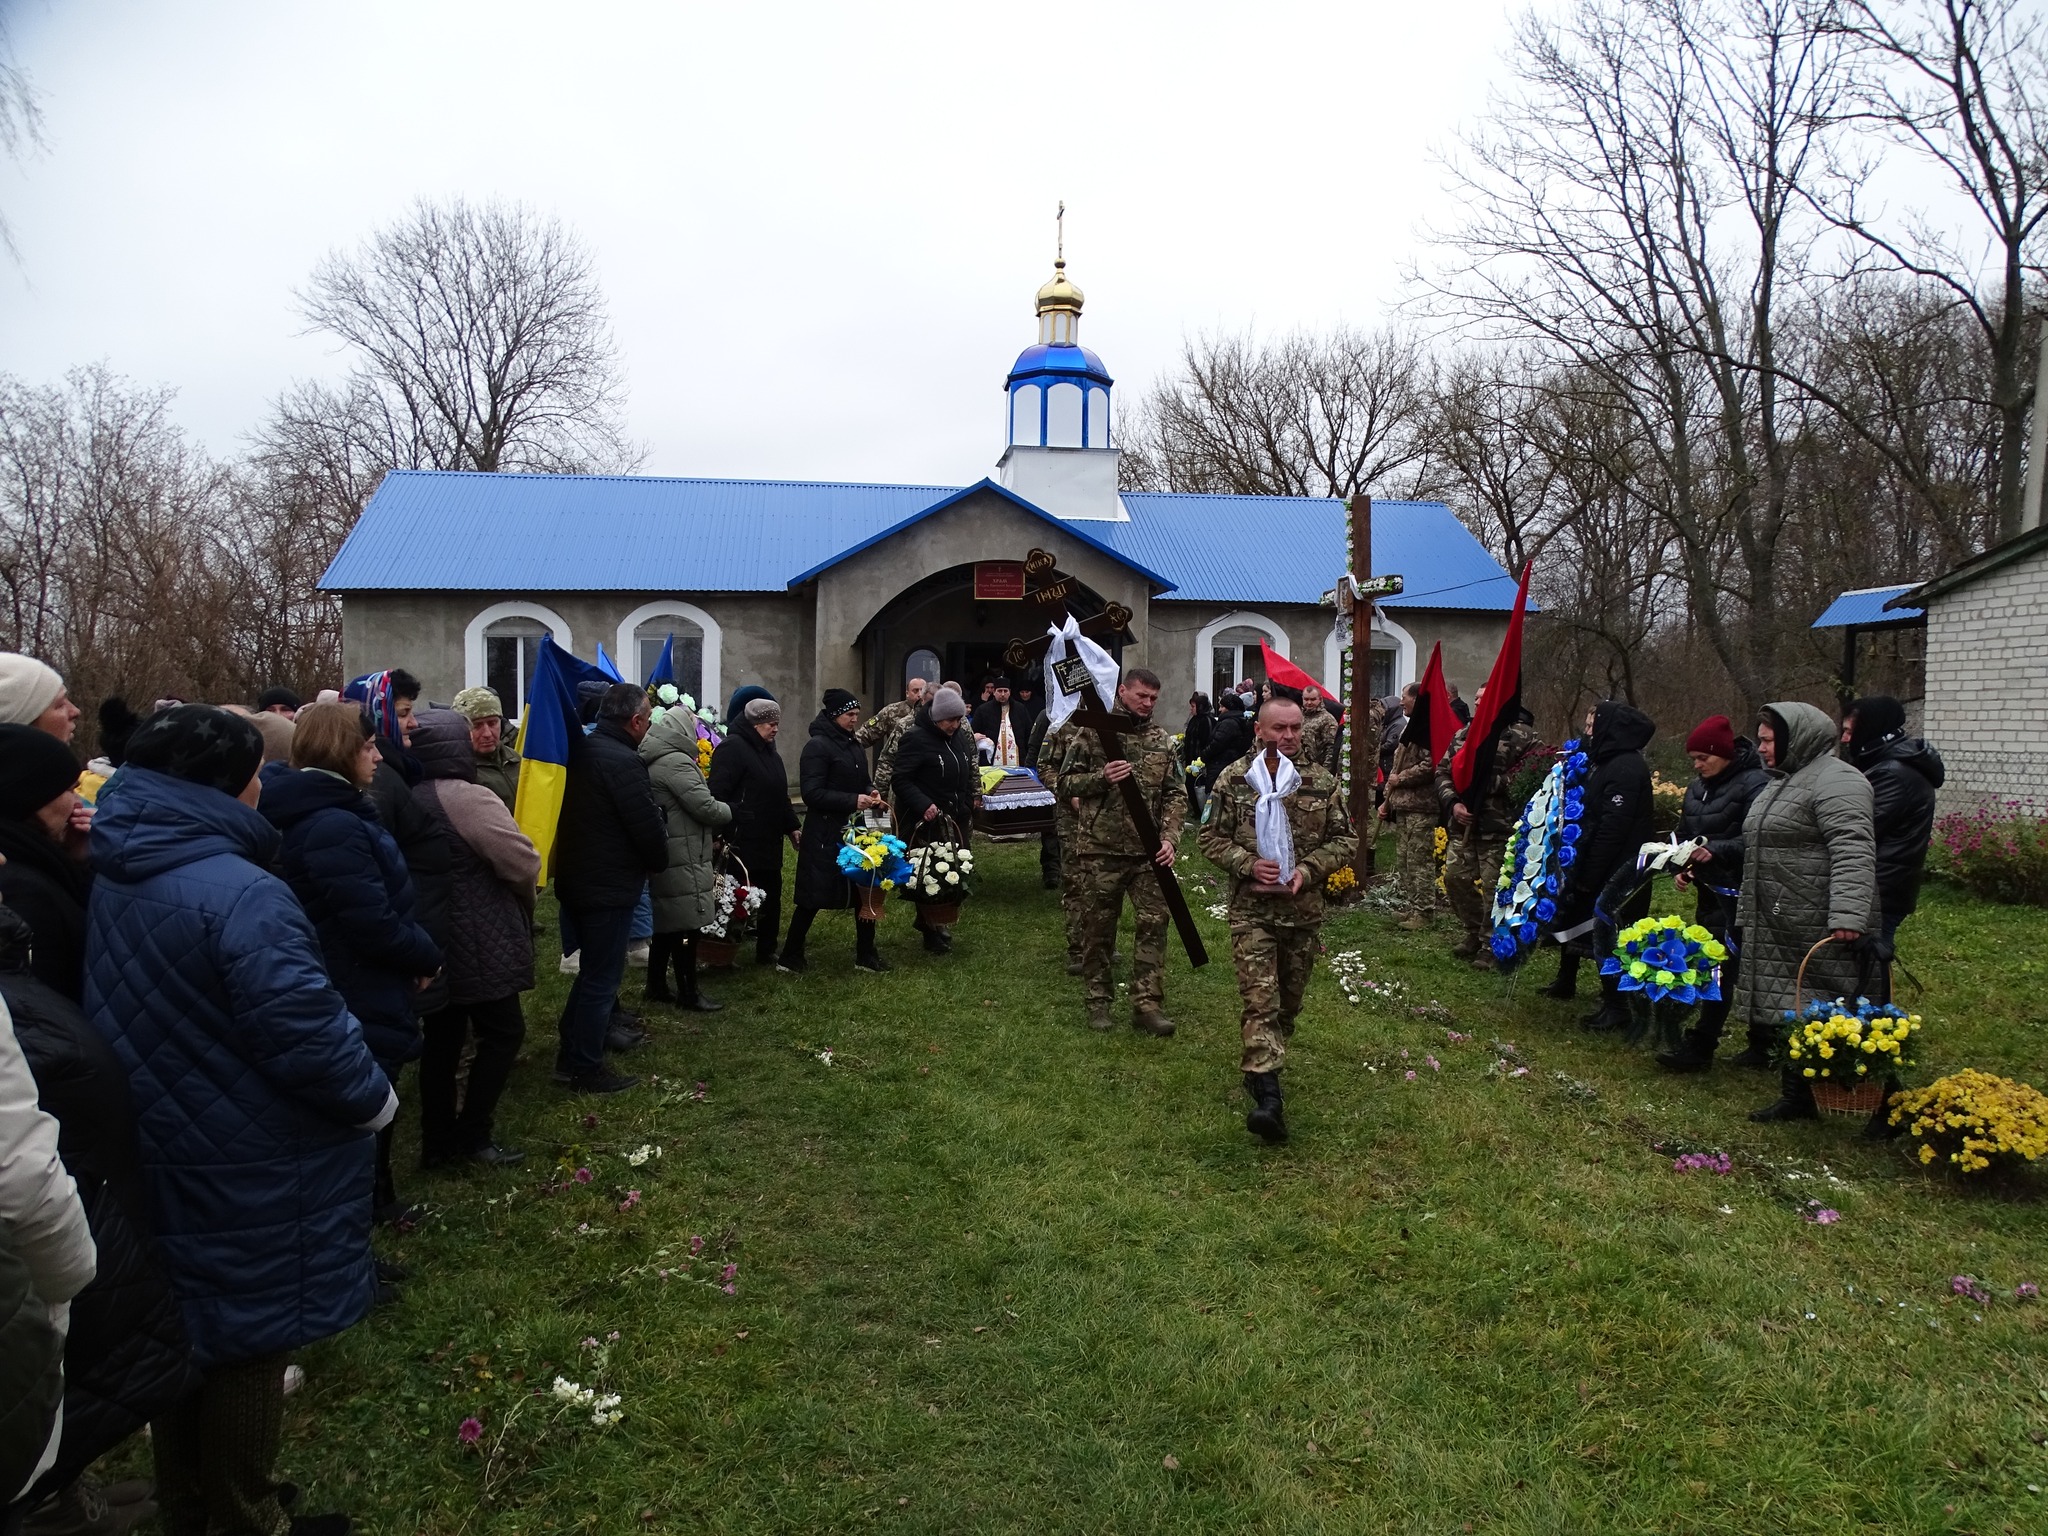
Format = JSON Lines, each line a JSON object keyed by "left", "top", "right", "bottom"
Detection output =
{"left": 1035, "top": 259, "right": 1084, "bottom": 316}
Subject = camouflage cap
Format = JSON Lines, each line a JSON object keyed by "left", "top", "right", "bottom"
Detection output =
{"left": 450, "top": 686, "right": 503, "bottom": 722}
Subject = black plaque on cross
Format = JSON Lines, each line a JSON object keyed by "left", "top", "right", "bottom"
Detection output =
{"left": 1006, "top": 557, "right": 1208, "bottom": 968}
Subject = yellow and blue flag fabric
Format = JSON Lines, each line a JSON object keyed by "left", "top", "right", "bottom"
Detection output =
{"left": 513, "top": 638, "right": 612, "bottom": 887}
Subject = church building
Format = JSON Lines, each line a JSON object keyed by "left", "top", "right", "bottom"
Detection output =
{"left": 322, "top": 255, "right": 1523, "bottom": 752}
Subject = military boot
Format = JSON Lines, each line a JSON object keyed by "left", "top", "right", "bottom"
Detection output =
{"left": 1132, "top": 1008, "right": 1176, "bottom": 1037}
{"left": 1085, "top": 1002, "right": 1113, "bottom": 1032}
{"left": 1243, "top": 1072, "right": 1288, "bottom": 1144}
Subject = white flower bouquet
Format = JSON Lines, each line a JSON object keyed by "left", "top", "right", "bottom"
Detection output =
{"left": 904, "top": 838, "right": 975, "bottom": 912}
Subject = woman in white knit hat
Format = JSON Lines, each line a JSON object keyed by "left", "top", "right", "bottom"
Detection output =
{"left": 0, "top": 655, "right": 81, "bottom": 744}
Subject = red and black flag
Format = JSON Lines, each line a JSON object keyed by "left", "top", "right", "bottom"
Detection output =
{"left": 1407, "top": 641, "right": 1458, "bottom": 766}
{"left": 1449, "top": 562, "right": 1532, "bottom": 811}
{"left": 1256, "top": 639, "right": 1342, "bottom": 722}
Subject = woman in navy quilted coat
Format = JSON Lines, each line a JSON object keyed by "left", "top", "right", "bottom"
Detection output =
{"left": 84, "top": 704, "right": 390, "bottom": 1536}
{"left": 259, "top": 702, "right": 441, "bottom": 1225}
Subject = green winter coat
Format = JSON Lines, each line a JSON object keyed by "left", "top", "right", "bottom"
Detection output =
{"left": 639, "top": 710, "right": 732, "bottom": 933}
{"left": 1199, "top": 752, "right": 1358, "bottom": 928}
{"left": 475, "top": 739, "right": 523, "bottom": 817}
{"left": 1733, "top": 701, "right": 1878, "bottom": 1030}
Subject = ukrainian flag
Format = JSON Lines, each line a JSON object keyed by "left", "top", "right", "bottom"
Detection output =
{"left": 513, "top": 638, "right": 611, "bottom": 886}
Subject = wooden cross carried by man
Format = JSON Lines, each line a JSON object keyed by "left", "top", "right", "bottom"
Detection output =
{"left": 1003, "top": 550, "right": 1209, "bottom": 967}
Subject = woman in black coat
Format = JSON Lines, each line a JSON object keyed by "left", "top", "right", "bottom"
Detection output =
{"left": 1, "top": 903, "right": 195, "bottom": 1509}
{"left": 1542, "top": 699, "right": 1656, "bottom": 1032}
{"left": 258, "top": 702, "right": 441, "bottom": 1224}
{"left": 777, "top": 691, "right": 888, "bottom": 974}
{"left": 706, "top": 697, "right": 801, "bottom": 964}
{"left": 1201, "top": 697, "right": 1254, "bottom": 791}
{"left": 890, "top": 690, "right": 980, "bottom": 955}
{"left": 1656, "top": 715, "right": 1770, "bottom": 1073}
{"left": 0, "top": 725, "right": 94, "bottom": 1001}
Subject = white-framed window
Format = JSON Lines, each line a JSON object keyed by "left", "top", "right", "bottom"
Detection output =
{"left": 905, "top": 647, "right": 942, "bottom": 689}
{"left": 615, "top": 601, "right": 723, "bottom": 712}
{"left": 1210, "top": 626, "right": 1271, "bottom": 700}
{"left": 463, "top": 601, "right": 573, "bottom": 725}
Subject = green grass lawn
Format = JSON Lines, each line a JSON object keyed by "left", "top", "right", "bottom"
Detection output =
{"left": 251, "top": 834, "right": 2048, "bottom": 1534}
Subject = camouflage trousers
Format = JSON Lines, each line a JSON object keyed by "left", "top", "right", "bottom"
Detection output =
{"left": 1394, "top": 813, "right": 1440, "bottom": 915}
{"left": 1232, "top": 919, "right": 1320, "bottom": 1074}
{"left": 1444, "top": 825, "right": 1505, "bottom": 940}
{"left": 1073, "top": 854, "right": 1167, "bottom": 1011}
{"left": 1056, "top": 805, "right": 1083, "bottom": 962}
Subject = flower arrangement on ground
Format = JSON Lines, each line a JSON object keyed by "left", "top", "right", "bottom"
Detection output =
{"left": 1784, "top": 997, "right": 1921, "bottom": 1085}
{"left": 1888, "top": 1069, "right": 2048, "bottom": 1173}
{"left": 1488, "top": 737, "right": 1590, "bottom": 968}
{"left": 905, "top": 838, "right": 975, "bottom": 910}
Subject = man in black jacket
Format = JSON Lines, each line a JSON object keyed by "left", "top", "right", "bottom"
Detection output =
{"left": 1656, "top": 714, "right": 1770, "bottom": 1073}
{"left": 1844, "top": 695, "right": 1944, "bottom": 990}
{"left": 1550, "top": 700, "right": 1655, "bottom": 1032}
{"left": 553, "top": 685, "right": 667, "bottom": 1094}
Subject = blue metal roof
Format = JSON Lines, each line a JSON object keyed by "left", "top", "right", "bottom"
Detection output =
{"left": 321, "top": 471, "right": 1523, "bottom": 610}
{"left": 1107, "top": 494, "right": 1527, "bottom": 610}
{"left": 1006, "top": 342, "right": 1113, "bottom": 385}
{"left": 783, "top": 479, "right": 1175, "bottom": 591}
{"left": 1811, "top": 583, "right": 1925, "bottom": 629}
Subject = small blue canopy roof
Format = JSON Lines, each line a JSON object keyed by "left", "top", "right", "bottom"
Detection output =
{"left": 1811, "top": 583, "right": 1925, "bottom": 629}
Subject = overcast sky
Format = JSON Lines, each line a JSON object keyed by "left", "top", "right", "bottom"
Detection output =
{"left": 2, "top": 0, "right": 1520, "bottom": 484}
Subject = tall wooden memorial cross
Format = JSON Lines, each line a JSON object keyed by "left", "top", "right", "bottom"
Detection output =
{"left": 1002, "top": 548, "right": 1209, "bottom": 967}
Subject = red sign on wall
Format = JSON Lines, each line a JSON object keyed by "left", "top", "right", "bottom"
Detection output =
{"left": 974, "top": 561, "right": 1027, "bottom": 600}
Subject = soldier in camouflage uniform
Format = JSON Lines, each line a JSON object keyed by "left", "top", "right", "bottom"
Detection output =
{"left": 1053, "top": 667, "right": 1187, "bottom": 1036}
{"left": 1026, "top": 710, "right": 1087, "bottom": 969}
{"left": 1433, "top": 701, "right": 1542, "bottom": 970}
{"left": 858, "top": 678, "right": 928, "bottom": 825}
{"left": 1198, "top": 695, "right": 1358, "bottom": 1143}
{"left": 1298, "top": 685, "right": 1340, "bottom": 772}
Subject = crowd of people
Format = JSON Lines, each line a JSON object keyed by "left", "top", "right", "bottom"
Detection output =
{"left": 0, "top": 637, "right": 1947, "bottom": 1532}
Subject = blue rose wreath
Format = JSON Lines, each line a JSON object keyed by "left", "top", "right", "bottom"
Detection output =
{"left": 1487, "top": 737, "right": 1591, "bottom": 969}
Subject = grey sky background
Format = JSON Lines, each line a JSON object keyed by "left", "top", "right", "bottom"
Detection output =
{"left": 7, "top": 0, "right": 1523, "bottom": 484}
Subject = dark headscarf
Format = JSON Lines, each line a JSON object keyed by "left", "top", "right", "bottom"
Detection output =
{"left": 409, "top": 708, "right": 478, "bottom": 784}
{"left": 0, "top": 725, "right": 82, "bottom": 819}
{"left": 123, "top": 705, "right": 264, "bottom": 796}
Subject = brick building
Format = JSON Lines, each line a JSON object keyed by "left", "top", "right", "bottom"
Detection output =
{"left": 1888, "top": 524, "right": 2048, "bottom": 812}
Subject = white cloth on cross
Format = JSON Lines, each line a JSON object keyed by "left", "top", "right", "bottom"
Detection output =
{"left": 1245, "top": 748, "right": 1300, "bottom": 881}
{"left": 1043, "top": 616, "right": 1121, "bottom": 729}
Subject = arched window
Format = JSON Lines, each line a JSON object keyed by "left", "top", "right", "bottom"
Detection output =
{"left": 464, "top": 601, "right": 573, "bottom": 724}
{"left": 1010, "top": 385, "right": 1041, "bottom": 446}
{"left": 1046, "top": 382, "right": 1084, "bottom": 447}
{"left": 905, "top": 647, "right": 941, "bottom": 689}
{"left": 1194, "top": 611, "right": 1292, "bottom": 703}
{"left": 1085, "top": 387, "right": 1110, "bottom": 449}
{"left": 615, "top": 601, "right": 723, "bottom": 710}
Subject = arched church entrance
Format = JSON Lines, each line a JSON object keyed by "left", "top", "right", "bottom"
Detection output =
{"left": 857, "top": 560, "right": 1131, "bottom": 706}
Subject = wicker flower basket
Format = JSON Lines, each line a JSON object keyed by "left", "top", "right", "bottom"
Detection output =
{"left": 1793, "top": 936, "right": 1892, "bottom": 1119}
{"left": 697, "top": 848, "right": 752, "bottom": 968}
{"left": 696, "top": 937, "right": 737, "bottom": 969}
{"left": 903, "top": 813, "right": 969, "bottom": 928}
{"left": 917, "top": 902, "right": 962, "bottom": 926}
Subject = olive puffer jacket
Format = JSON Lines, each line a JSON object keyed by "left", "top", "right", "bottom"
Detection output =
{"left": 1733, "top": 701, "right": 1878, "bottom": 1029}
{"left": 641, "top": 709, "right": 731, "bottom": 933}
{"left": 1673, "top": 737, "right": 1768, "bottom": 933}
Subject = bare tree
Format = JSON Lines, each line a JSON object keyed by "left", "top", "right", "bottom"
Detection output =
{"left": 1423, "top": 0, "right": 1849, "bottom": 714}
{"left": 0, "top": 13, "right": 46, "bottom": 262}
{"left": 1824, "top": 0, "right": 2048, "bottom": 540}
{"left": 1119, "top": 325, "right": 1438, "bottom": 498}
{"left": 295, "top": 198, "right": 643, "bottom": 475}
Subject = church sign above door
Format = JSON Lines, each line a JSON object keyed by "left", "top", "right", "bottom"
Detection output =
{"left": 973, "top": 561, "right": 1026, "bottom": 601}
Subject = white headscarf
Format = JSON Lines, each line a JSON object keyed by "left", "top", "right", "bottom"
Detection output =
{"left": 1244, "top": 746, "right": 1300, "bottom": 880}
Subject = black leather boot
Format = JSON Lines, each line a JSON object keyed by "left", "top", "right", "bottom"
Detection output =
{"left": 1655, "top": 1028, "right": 1717, "bottom": 1073}
{"left": 1728, "top": 1026, "right": 1775, "bottom": 1071}
{"left": 1539, "top": 951, "right": 1580, "bottom": 1000}
{"left": 1244, "top": 1071, "right": 1288, "bottom": 1144}
{"left": 855, "top": 919, "right": 889, "bottom": 973}
{"left": 678, "top": 936, "right": 722, "bottom": 1013}
{"left": 1750, "top": 1065, "right": 1817, "bottom": 1122}
{"left": 1579, "top": 974, "right": 1629, "bottom": 1033}
{"left": 642, "top": 933, "right": 676, "bottom": 1003}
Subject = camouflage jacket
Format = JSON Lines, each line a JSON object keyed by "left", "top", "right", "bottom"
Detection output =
{"left": 859, "top": 699, "right": 918, "bottom": 791}
{"left": 1054, "top": 714, "right": 1187, "bottom": 859}
{"left": 1434, "top": 721, "right": 1543, "bottom": 838}
{"left": 1299, "top": 707, "right": 1339, "bottom": 774}
{"left": 1199, "top": 753, "right": 1358, "bottom": 928}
